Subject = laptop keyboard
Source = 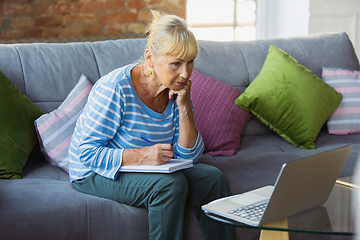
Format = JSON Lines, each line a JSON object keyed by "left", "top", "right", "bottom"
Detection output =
{"left": 228, "top": 200, "right": 268, "bottom": 222}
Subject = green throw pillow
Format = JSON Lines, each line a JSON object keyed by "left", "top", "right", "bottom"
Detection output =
{"left": 0, "top": 71, "right": 44, "bottom": 179}
{"left": 235, "top": 45, "right": 342, "bottom": 149}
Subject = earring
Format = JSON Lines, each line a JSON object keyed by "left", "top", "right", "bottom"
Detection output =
{"left": 148, "top": 69, "right": 152, "bottom": 75}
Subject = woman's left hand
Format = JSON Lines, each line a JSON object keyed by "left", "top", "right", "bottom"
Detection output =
{"left": 168, "top": 79, "right": 198, "bottom": 148}
{"left": 168, "top": 80, "right": 192, "bottom": 107}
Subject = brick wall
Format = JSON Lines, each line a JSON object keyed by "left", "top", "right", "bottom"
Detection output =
{"left": 0, "top": 0, "right": 186, "bottom": 42}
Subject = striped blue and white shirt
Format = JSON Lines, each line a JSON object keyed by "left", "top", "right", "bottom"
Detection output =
{"left": 68, "top": 63, "right": 204, "bottom": 182}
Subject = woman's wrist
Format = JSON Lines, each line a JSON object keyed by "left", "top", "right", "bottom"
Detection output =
{"left": 178, "top": 102, "right": 194, "bottom": 120}
{"left": 122, "top": 148, "right": 143, "bottom": 166}
{"left": 177, "top": 105, "right": 198, "bottom": 148}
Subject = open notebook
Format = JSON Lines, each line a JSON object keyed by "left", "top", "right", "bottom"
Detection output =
{"left": 118, "top": 159, "right": 193, "bottom": 173}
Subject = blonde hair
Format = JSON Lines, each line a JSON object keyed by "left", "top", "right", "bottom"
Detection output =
{"left": 146, "top": 10, "right": 198, "bottom": 61}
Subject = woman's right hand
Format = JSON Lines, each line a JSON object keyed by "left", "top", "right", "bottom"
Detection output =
{"left": 122, "top": 144, "right": 174, "bottom": 166}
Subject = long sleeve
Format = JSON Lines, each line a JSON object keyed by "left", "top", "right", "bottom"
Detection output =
{"left": 69, "top": 69, "right": 126, "bottom": 181}
{"left": 174, "top": 133, "right": 204, "bottom": 164}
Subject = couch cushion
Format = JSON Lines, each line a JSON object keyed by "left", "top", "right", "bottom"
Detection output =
{"left": 190, "top": 70, "right": 252, "bottom": 155}
{"left": 35, "top": 75, "right": 92, "bottom": 172}
{"left": 0, "top": 70, "right": 44, "bottom": 179}
{"left": 195, "top": 33, "right": 360, "bottom": 93}
{"left": 0, "top": 42, "right": 100, "bottom": 113}
{"left": 90, "top": 38, "right": 147, "bottom": 77}
{"left": 235, "top": 45, "right": 342, "bottom": 149}
{"left": 322, "top": 67, "right": 360, "bottom": 135}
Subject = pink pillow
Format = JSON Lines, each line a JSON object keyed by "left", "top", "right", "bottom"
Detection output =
{"left": 190, "top": 70, "right": 252, "bottom": 156}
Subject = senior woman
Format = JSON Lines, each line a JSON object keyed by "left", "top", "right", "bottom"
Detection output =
{"left": 68, "top": 10, "right": 234, "bottom": 240}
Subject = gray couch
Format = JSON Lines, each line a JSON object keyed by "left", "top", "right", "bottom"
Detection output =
{"left": 0, "top": 32, "right": 359, "bottom": 240}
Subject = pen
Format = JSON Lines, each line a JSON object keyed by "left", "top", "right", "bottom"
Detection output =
{"left": 140, "top": 137, "right": 179, "bottom": 158}
{"left": 141, "top": 137, "right": 157, "bottom": 145}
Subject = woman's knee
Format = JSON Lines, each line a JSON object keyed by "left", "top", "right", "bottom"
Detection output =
{"left": 149, "top": 172, "right": 189, "bottom": 201}
{"left": 196, "top": 164, "right": 227, "bottom": 184}
{"left": 210, "top": 166, "right": 227, "bottom": 183}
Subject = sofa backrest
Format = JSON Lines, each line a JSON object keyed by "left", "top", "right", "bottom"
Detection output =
{"left": 0, "top": 32, "right": 358, "bottom": 114}
{"left": 0, "top": 38, "right": 147, "bottom": 112}
{"left": 195, "top": 32, "right": 359, "bottom": 93}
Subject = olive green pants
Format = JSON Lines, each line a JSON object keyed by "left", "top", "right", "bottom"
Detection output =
{"left": 73, "top": 163, "right": 234, "bottom": 240}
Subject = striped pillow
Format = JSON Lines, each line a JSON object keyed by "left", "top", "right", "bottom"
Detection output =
{"left": 322, "top": 67, "right": 360, "bottom": 135}
{"left": 35, "top": 75, "right": 93, "bottom": 172}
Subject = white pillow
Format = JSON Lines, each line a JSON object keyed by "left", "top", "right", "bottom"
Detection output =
{"left": 35, "top": 75, "right": 93, "bottom": 172}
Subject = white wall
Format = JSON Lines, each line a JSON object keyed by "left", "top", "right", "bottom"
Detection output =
{"left": 309, "top": 0, "right": 360, "bottom": 57}
{"left": 257, "top": 0, "right": 310, "bottom": 40}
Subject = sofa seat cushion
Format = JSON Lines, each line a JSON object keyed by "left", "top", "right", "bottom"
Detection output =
{"left": 21, "top": 157, "right": 70, "bottom": 181}
{"left": 0, "top": 178, "right": 148, "bottom": 240}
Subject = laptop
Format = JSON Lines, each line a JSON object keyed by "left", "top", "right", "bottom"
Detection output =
{"left": 202, "top": 144, "right": 352, "bottom": 227}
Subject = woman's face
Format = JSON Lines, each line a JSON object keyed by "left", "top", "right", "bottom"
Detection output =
{"left": 152, "top": 54, "right": 195, "bottom": 91}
